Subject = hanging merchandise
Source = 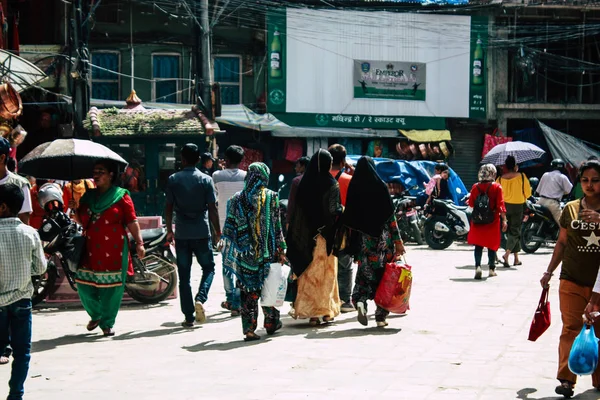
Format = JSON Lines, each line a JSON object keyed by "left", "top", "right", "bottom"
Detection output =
{"left": 481, "top": 128, "right": 512, "bottom": 158}
{"left": 239, "top": 147, "right": 264, "bottom": 171}
{"left": 284, "top": 138, "right": 303, "bottom": 163}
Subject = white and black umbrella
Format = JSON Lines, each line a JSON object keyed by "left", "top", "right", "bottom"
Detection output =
{"left": 19, "top": 139, "right": 128, "bottom": 180}
{"left": 481, "top": 141, "right": 545, "bottom": 165}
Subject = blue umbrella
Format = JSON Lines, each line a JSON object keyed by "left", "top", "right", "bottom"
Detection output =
{"left": 481, "top": 141, "right": 545, "bottom": 165}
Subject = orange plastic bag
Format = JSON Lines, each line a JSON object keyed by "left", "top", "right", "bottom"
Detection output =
{"left": 374, "top": 260, "right": 412, "bottom": 314}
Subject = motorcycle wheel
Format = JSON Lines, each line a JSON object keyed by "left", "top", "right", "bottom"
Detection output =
{"left": 424, "top": 217, "right": 454, "bottom": 250}
{"left": 126, "top": 255, "right": 178, "bottom": 304}
{"left": 410, "top": 221, "right": 424, "bottom": 245}
{"left": 521, "top": 221, "right": 542, "bottom": 254}
{"left": 32, "top": 261, "right": 58, "bottom": 306}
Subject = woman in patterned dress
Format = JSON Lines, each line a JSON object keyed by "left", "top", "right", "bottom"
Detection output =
{"left": 340, "top": 156, "right": 405, "bottom": 327}
{"left": 72, "top": 160, "right": 145, "bottom": 336}
{"left": 222, "top": 163, "right": 287, "bottom": 341}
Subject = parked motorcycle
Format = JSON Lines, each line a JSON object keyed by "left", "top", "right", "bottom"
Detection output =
{"left": 520, "top": 197, "right": 563, "bottom": 254}
{"left": 32, "top": 208, "right": 178, "bottom": 306}
{"left": 423, "top": 196, "right": 471, "bottom": 250}
{"left": 393, "top": 193, "right": 424, "bottom": 245}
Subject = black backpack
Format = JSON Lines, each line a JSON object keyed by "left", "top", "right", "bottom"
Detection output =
{"left": 472, "top": 184, "right": 495, "bottom": 225}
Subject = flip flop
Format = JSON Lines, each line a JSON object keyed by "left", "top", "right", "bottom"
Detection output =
{"left": 0, "top": 356, "right": 9, "bottom": 365}
{"left": 243, "top": 333, "right": 261, "bottom": 342}
{"left": 514, "top": 262, "right": 523, "bottom": 266}
{"left": 502, "top": 257, "right": 510, "bottom": 268}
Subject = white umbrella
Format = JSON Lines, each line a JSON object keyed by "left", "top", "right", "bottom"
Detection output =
{"left": 481, "top": 141, "right": 545, "bottom": 165}
{"left": 0, "top": 50, "right": 47, "bottom": 92}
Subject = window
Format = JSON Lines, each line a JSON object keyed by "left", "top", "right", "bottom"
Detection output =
{"left": 91, "top": 51, "right": 120, "bottom": 100}
{"left": 152, "top": 54, "right": 181, "bottom": 103}
{"left": 214, "top": 56, "right": 242, "bottom": 104}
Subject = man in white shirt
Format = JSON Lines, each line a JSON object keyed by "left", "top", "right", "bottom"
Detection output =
{"left": 0, "top": 137, "right": 32, "bottom": 224}
{"left": 536, "top": 159, "right": 573, "bottom": 224}
{"left": 212, "top": 145, "right": 246, "bottom": 316}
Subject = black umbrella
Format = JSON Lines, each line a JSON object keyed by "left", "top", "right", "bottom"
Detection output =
{"left": 19, "top": 139, "right": 128, "bottom": 181}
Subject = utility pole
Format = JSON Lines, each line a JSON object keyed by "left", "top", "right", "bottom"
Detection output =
{"left": 71, "top": 0, "right": 91, "bottom": 138}
{"left": 199, "top": 0, "right": 212, "bottom": 119}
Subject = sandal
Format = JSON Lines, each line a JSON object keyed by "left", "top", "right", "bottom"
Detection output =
{"left": 221, "top": 301, "right": 232, "bottom": 311}
{"left": 86, "top": 320, "right": 100, "bottom": 331}
{"left": 555, "top": 381, "right": 574, "bottom": 398}
{"left": 0, "top": 355, "right": 9, "bottom": 365}
{"left": 243, "top": 333, "right": 261, "bottom": 342}
{"left": 309, "top": 318, "right": 321, "bottom": 326}
{"left": 102, "top": 328, "right": 115, "bottom": 337}
{"left": 266, "top": 321, "right": 283, "bottom": 335}
{"left": 513, "top": 261, "right": 523, "bottom": 266}
{"left": 322, "top": 316, "right": 334, "bottom": 323}
{"left": 501, "top": 256, "right": 510, "bottom": 268}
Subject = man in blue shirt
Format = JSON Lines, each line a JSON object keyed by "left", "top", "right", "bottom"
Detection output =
{"left": 165, "top": 144, "right": 220, "bottom": 327}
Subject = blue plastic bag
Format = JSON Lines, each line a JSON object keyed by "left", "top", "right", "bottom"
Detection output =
{"left": 568, "top": 325, "right": 599, "bottom": 375}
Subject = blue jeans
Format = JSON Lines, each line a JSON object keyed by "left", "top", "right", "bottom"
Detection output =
{"left": 223, "top": 267, "right": 241, "bottom": 311}
{"left": 0, "top": 298, "right": 32, "bottom": 400}
{"left": 175, "top": 238, "right": 215, "bottom": 322}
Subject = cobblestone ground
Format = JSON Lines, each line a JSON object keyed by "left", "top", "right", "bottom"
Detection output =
{"left": 0, "top": 243, "right": 593, "bottom": 400}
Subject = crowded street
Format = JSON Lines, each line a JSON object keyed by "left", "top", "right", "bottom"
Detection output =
{"left": 0, "top": 243, "right": 579, "bottom": 400}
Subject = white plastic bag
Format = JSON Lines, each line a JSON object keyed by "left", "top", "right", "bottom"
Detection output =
{"left": 261, "top": 263, "right": 290, "bottom": 307}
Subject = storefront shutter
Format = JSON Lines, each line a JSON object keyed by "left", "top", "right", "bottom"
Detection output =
{"left": 448, "top": 127, "right": 484, "bottom": 189}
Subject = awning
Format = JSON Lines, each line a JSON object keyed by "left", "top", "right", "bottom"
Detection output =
{"left": 399, "top": 129, "right": 451, "bottom": 142}
{"left": 216, "top": 104, "right": 288, "bottom": 131}
{"left": 270, "top": 126, "right": 400, "bottom": 138}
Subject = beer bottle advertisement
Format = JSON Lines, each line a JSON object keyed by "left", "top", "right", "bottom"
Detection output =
{"left": 468, "top": 16, "right": 487, "bottom": 120}
{"left": 267, "top": 11, "right": 286, "bottom": 113}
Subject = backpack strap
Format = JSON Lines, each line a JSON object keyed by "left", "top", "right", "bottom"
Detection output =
{"left": 520, "top": 172, "right": 525, "bottom": 198}
{"left": 334, "top": 170, "right": 343, "bottom": 181}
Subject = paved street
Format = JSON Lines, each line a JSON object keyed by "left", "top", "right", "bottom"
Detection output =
{"left": 0, "top": 243, "right": 593, "bottom": 400}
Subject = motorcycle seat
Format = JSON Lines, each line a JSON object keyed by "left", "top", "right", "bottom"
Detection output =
{"left": 139, "top": 228, "right": 166, "bottom": 243}
{"left": 532, "top": 204, "right": 555, "bottom": 221}
{"left": 454, "top": 205, "right": 469, "bottom": 211}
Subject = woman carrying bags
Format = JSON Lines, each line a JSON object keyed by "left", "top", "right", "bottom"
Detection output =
{"left": 340, "top": 156, "right": 406, "bottom": 327}
{"left": 543, "top": 159, "right": 600, "bottom": 398}
{"left": 496, "top": 155, "right": 531, "bottom": 267}
{"left": 221, "top": 163, "right": 287, "bottom": 342}
{"left": 467, "top": 164, "right": 507, "bottom": 280}
{"left": 287, "top": 149, "right": 343, "bottom": 326}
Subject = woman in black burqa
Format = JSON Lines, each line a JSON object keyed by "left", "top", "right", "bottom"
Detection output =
{"left": 340, "top": 156, "right": 405, "bottom": 327}
{"left": 286, "top": 149, "right": 343, "bottom": 325}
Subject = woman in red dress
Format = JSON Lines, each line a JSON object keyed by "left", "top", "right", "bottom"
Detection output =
{"left": 467, "top": 164, "right": 508, "bottom": 280}
{"left": 72, "top": 160, "right": 145, "bottom": 336}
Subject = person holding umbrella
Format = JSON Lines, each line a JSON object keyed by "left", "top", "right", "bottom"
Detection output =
{"left": 70, "top": 160, "right": 145, "bottom": 337}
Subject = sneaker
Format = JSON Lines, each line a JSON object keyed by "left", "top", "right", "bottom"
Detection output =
{"left": 555, "top": 381, "right": 574, "bottom": 398}
{"left": 474, "top": 266, "right": 482, "bottom": 280}
{"left": 195, "top": 301, "right": 206, "bottom": 323}
{"left": 376, "top": 320, "right": 388, "bottom": 328}
{"left": 488, "top": 269, "right": 497, "bottom": 277}
{"left": 340, "top": 302, "right": 355, "bottom": 313}
{"left": 356, "top": 302, "right": 368, "bottom": 326}
{"left": 181, "top": 320, "right": 194, "bottom": 328}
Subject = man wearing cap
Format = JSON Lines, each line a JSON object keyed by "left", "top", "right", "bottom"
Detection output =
{"left": 0, "top": 137, "right": 31, "bottom": 224}
{"left": 165, "top": 144, "right": 220, "bottom": 327}
{"left": 200, "top": 152, "right": 215, "bottom": 176}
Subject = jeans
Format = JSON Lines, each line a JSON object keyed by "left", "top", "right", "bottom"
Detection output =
{"left": 175, "top": 238, "right": 215, "bottom": 322}
{"left": 223, "top": 269, "right": 241, "bottom": 310}
{"left": 0, "top": 298, "right": 32, "bottom": 400}
{"left": 337, "top": 252, "right": 353, "bottom": 303}
{"left": 474, "top": 245, "right": 497, "bottom": 268}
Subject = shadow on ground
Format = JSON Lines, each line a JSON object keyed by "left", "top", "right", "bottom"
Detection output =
{"left": 517, "top": 387, "right": 600, "bottom": 399}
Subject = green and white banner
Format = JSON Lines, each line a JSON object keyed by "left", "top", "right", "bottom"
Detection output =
{"left": 267, "top": 10, "right": 286, "bottom": 113}
{"left": 353, "top": 60, "right": 426, "bottom": 101}
{"left": 468, "top": 16, "right": 488, "bottom": 120}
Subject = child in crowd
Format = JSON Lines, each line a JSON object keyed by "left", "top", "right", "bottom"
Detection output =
{"left": 425, "top": 163, "right": 450, "bottom": 204}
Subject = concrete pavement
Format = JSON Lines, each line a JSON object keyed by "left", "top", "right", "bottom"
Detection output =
{"left": 0, "top": 243, "right": 593, "bottom": 400}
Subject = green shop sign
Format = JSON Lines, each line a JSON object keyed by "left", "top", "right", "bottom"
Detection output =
{"left": 273, "top": 113, "right": 446, "bottom": 130}
{"left": 469, "top": 16, "right": 488, "bottom": 120}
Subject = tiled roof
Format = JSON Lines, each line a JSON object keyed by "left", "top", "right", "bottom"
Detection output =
{"left": 85, "top": 106, "right": 218, "bottom": 136}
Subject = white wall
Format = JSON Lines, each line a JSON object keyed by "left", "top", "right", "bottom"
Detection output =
{"left": 285, "top": 9, "right": 472, "bottom": 118}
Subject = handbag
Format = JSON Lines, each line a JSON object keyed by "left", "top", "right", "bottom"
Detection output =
{"left": 527, "top": 286, "right": 551, "bottom": 342}
{"left": 261, "top": 263, "right": 290, "bottom": 307}
{"left": 374, "top": 258, "right": 413, "bottom": 314}
{"left": 569, "top": 324, "right": 599, "bottom": 375}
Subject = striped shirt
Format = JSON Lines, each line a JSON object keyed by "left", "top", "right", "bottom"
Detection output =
{"left": 0, "top": 217, "right": 47, "bottom": 306}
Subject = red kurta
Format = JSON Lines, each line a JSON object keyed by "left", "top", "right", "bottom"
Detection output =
{"left": 467, "top": 182, "right": 506, "bottom": 251}
{"left": 78, "top": 194, "right": 137, "bottom": 285}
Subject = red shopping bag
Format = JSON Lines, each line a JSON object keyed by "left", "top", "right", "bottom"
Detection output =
{"left": 481, "top": 128, "right": 513, "bottom": 158}
{"left": 374, "top": 260, "right": 412, "bottom": 314}
{"left": 528, "top": 286, "right": 551, "bottom": 342}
